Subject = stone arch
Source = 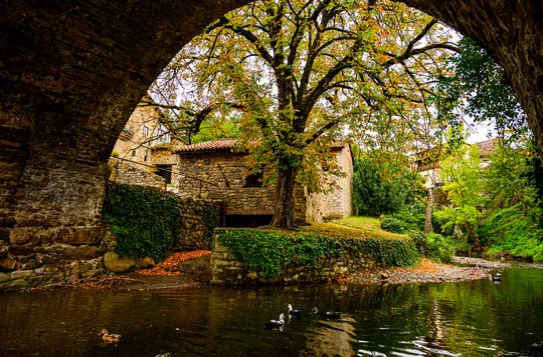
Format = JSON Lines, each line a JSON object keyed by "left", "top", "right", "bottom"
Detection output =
{"left": 0, "top": 0, "right": 542, "bottom": 281}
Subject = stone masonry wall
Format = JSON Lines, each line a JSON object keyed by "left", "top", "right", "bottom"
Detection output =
{"left": 177, "top": 152, "right": 307, "bottom": 224}
{"left": 306, "top": 146, "right": 353, "bottom": 222}
{"left": 108, "top": 158, "right": 166, "bottom": 189}
{"left": 178, "top": 197, "right": 225, "bottom": 251}
{"left": 178, "top": 153, "right": 274, "bottom": 214}
{"left": 210, "top": 239, "right": 378, "bottom": 284}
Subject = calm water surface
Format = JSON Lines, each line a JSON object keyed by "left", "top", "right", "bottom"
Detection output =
{"left": 1, "top": 267, "right": 542, "bottom": 356}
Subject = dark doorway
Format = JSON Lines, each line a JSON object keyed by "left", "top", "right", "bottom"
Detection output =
{"left": 155, "top": 164, "right": 172, "bottom": 184}
{"left": 224, "top": 215, "right": 273, "bottom": 228}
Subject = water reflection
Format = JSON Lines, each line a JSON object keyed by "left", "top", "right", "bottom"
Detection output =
{"left": 0, "top": 268, "right": 542, "bottom": 356}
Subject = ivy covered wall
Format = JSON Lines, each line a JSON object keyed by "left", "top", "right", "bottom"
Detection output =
{"left": 211, "top": 228, "right": 419, "bottom": 284}
{"left": 103, "top": 184, "right": 223, "bottom": 262}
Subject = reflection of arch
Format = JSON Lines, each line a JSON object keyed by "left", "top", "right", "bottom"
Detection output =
{"left": 1, "top": 1, "right": 542, "bottom": 278}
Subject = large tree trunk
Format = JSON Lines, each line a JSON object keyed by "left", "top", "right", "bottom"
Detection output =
{"left": 270, "top": 166, "right": 299, "bottom": 228}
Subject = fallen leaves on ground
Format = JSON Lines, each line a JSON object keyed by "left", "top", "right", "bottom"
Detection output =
{"left": 391, "top": 258, "right": 440, "bottom": 274}
{"left": 136, "top": 250, "right": 211, "bottom": 276}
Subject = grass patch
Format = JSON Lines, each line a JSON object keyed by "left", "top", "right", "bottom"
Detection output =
{"left": 303, "top": 222, "right": 407, "bottom": 240}
{"left": 333, "top": 216, "right": 383, "bottom": 231}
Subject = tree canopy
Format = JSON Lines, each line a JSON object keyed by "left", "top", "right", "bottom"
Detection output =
{"left": 150, "top": 0, "right": 458, "bottom": 227}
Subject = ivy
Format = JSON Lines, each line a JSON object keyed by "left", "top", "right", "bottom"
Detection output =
{"left": 216, "top": 228, "right": 419, "bottom": 277}
{"left": 381, "top": 218, "right": 407, "bottom": 234}
{"left": 203, "top": 205, "right": 221, "bottom": 246}
{"left": 103, "top": 184, "right": 181, "bottom": 262}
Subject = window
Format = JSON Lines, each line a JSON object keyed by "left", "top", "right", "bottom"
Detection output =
{"left": 143, "top": 125, "right": 149, "bottom": 136}
{"left": 157, "top": 124, "right": 170, "bottom": 143}
{"left": 244, "top": 172, "right": 263, "bottom": 188}
{"left": 131, "top": 150, "right": 136, "bottom": 157}
{"left": 155, "top": 164, "right": 172, "bottom": 184}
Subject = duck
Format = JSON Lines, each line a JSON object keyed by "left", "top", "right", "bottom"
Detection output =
{"left": 311, "top": 307, "right": 341, "bottom": 319}
{"left": 490, "top": 273, "right": 502, "bottom": 282}
{"left": 288, "top": 304, "right": 302, "bottom": 318}
{"left": 264, "top": 313, "right": 285, "bottom": 329}
{"left": 99, "top": 329, "right": 122, "bottom": 342}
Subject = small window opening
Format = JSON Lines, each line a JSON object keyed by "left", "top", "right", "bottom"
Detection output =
{"left": 155, "top": 164, "right": 172, "bottom": 184}
{"left": 143, "top": 125, "right": 149, "bottom": 136}
{"left": 244, "top": 172, "right": 263, "bottom": 188}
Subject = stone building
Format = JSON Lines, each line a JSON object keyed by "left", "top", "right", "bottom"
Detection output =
{"left": 109, "top": 98, "right": 180, "bottom": 189}
{"left": 175, "top": 139, "right": 353, "bottom": 226}
{"left": 413, "top": 138, "right": 500, "bottom": 189}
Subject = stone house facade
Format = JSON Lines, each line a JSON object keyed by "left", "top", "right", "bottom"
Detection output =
{"left": 175, "top": 139, "right": 353, "bottom": 226}
{"left": 413, "top": 138, "right": 499, "bottom": 189}
{"left": 109, "top": 98, "right": 180, "bottom": 189}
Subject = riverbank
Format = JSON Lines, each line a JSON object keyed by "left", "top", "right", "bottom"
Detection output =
{"left": 346, "top": 256, "right": 509, "bottom": 284}
{"left": 116, "top": 254, "right": 509, "bottom": 290}
{"left": 21, "top": 253, "right": 509, "bottom": 292}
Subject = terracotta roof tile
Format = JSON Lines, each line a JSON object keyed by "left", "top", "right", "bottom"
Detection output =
{"left": 176, "top": 138, "right": 241, "bottom": 153}
{"left": 176, "top": 138, "right": 348, "bottom": 153}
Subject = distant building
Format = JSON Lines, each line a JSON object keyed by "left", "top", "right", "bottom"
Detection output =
{"left": 109, "top": 98, "right": 180, "bottom": 189}
{"left": 174, "top": 139, "right": 353, "bottom": 226}
{"left": 413, "top": 138, "right": 500, "bottom": 189}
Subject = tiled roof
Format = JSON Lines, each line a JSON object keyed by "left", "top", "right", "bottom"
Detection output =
{"left": 176, "top": 138, "right": 348, "bottom": 154}
{"left": 176, "top": 138, "right": 241, "bottom": 153}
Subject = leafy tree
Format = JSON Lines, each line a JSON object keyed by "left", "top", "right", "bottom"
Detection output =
{"left": 353, "top": 154, "right": 425, "bottom": 216}
{"left": 434, "top": 142, "right": 487, "bottom": 243}
{"left": 433, "top": 37, "right": 528, "bottom": 142}
{"left": 151, "top": 0, "right": 457, "bottom": 227}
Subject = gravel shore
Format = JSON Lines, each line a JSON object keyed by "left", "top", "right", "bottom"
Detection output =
{"left": 346, "top": 257, "right": 509, "bottom": 285}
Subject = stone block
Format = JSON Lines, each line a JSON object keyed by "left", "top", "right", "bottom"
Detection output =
{"left": 103, "top": 252, "right": 136, "bottom": 272}
{"left": 0, "top": 279, "right": 28, "bottom": 291}
{"left": 0, "top": 272, "right": 10, "bottom": 283}
{"left": 10, "top": 270, "right": 35, "bottom": 280}
{"left": 63, "top": 245, "right": 98, "bottom": 260}
{"left": 43, "top": 264, "right": 61, "bottom": 275}
{"left": 57, "top": 226, "right": 105, "bottom": 245}
{"left": 0, "top": 256, "right": 18, "bottom": 271}
{"left": 22, "top": 259, "right": 41, "bottom": 270}
{"left": 9, "top": 228, "right": 35, "bottom": 244}
{"left": 8, "top": 244, "right": 33, "bottom": 256}
{"left": 136, "top": 256, "right": 155, "bottom": 269}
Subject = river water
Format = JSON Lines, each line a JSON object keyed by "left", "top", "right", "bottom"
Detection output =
{"left": 1, "top": 266, "right": 542, "bottom": 357}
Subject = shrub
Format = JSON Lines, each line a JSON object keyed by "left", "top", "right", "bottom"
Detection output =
{"left": 103, "top": 184, "right": 181, "bottom": 262}
{"left": 216, "top": 228, "right": 419, "bottom": 276}
{"left": 391, "top": 207, "right": 425, "bottom": 232}
{"left": 410, "top": 231, "right": 454, "bottom": 263}
{"left": 381, "top": 218, "right": 406, "bottom": 234}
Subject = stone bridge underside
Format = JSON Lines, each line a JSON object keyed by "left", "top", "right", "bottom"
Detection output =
{"left": 0, "top": 1, "right": 542, "bottom": 272}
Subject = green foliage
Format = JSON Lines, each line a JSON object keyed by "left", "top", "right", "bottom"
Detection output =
{"left": 434, "top": 141, "right": 487, "bottom": 243}
{"left": 353, "top": 156, "right": 425, "bottom": 216}
{"left": 381, "top": 218, "right": 407, "bottom": 234}
{"left": 481, "top": 206, "right": 543, "bottom": 261}
{"left": 103, "top": 184, "right": 181, "bottom": 262}
{"left": 216, "top": 227, "right": 419, "bottom": 276}
{"left": 203, "top": 205, "right": 222, "bottom": 246}
{"left": 411, "top": 232, "right": 454, "bottom": 263}
{"left": 216, "top": 229, "right": 342, "bottom": 276}
{"left": 435, "top": 37, "right": 528, "bottom": 141}
{"left": 151, "top": 0, "right": 457, "bottom": 227}
{"left": 391, "top": 206, "right": 426, "bottom": 232}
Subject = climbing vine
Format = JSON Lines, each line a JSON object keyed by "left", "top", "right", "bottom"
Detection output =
{"left": 216, "top": 228, "right": 419, "bottom": 277}
{"left": 203, "top": 205, "right": 221, "bottom": 246}
{"left": 103, "top": 184, "right": 181, "bottom": 262}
